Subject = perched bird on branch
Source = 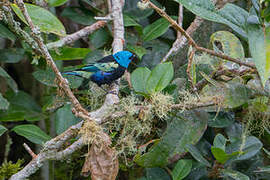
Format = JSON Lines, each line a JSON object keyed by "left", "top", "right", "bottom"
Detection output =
{"left": 63, "top": 51, "right": 137, "bottom": 91}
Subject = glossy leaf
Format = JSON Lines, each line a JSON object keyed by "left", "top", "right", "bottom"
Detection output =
{"left": 143, "top": 18, "right": 170, "bottom": 41}
{"left": 146, "top": 62, "right": 174, "bottom": 93}
{"left": 46, "top": 0, "right": 68, "bottom": 7}
{"left": 246, "top": 17, "right": 269, "bottom": 86}
{"left": 12, "top": 124, "right": 51, "bottom": 144}
{"left": 186, "top": 144, "right": 211, "bottom": 167}
{"left": 11, "top": 3, "right": 66, "bottom": 36}
{"left": 0, "top": 93, "right": 9, "bottom": 110}
{"left": 0, "top": 67, "right": 18, "bottom": 92}
{"left": 172, "top": 159, "right": 192, "bottom": 180}
{"left": 0, "top": 125, "right": 7, "bottom": 136}
{"left": 55, "top": 104, "right": 80, "bottom": 135}
{"left": 175, "top": 1, "right": 248, "bottom": 39}
{"left": 50, "top": 47, "right": 91, "bottom": 61}
{"left": 222, "top": 169, "right": 250, "bottom": 180}
{"left": 135, "top": 110, "right": 208, "bottom": 167}
{"left": 126, "top": 45, "right": 147, "bottom": 59}
{"left": 0, "top": 48, "right": 25, "bottom": 63}
{"left": 131, "top": 67, "right": 151, "bottom": 95}
{"left": 213, "top": 134, "right": 227, "bottom": 151}
{"left": 0, "top": 24, "right": 16, "bottom": 41}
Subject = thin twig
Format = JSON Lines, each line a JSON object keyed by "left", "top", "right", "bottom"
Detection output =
{"left": 46, "top": 21, "right": 107, "bottom": 49}
{"left": 14, "top": 0, "right": 88, "bottom": 117}
{"left": 23, "top": 143, "right": 37, "bottom": 159}
{"left": 143, "top": 0, "right": 256, "bottom": 69}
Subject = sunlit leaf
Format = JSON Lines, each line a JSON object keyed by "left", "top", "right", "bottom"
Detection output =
{"left": 50, "top": 47, "right": 91, "bottom": 61}
{"left": 11, "top": 3, "right": 66, "bottom": 36}
{"left": 46, "top": 0, "right": 68, "bottom": 7}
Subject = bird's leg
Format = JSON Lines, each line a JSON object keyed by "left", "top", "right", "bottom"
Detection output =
{"left": 99, "top": 85, "right": 118, "bottom": 95}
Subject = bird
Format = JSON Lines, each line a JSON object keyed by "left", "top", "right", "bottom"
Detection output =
{"left": 62, "top": 51, "right": 137, "bottom": 90}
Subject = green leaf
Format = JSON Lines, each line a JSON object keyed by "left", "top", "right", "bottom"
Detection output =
{"left": 33, "top": 70, "right": 57, "bottom": 87}
{"left": 131, "top": 67, "right": 151, "bottom": 95}
{"left": 146, "top": 62, "right": 174, "bottom": 93}
{"left": 50, "top": 47, "right": 91, "bottom": 60}
{"left": 0, "top": 125, "right": 8, "bottom": 136}
{"left": 123, "top": 14, "right": 141, "bottom": 27}
{"left": 211, "top": 147, "right": 229, "bottom": 164}
{"left": 222, "top": 169, "right": 250, "bottom": 180}
{"left": 135, "top": 110, "right": 208, "bottom": 167}
{"left": 61, "top": 7, "right": 95, "bottom": 25}
{"left": 46, "top": 0, "right": 68, "bottom": 7}
{"left": 224, "top": 82, "right": 252, "bottom": 108}
{"left": 246, "top": 16, "right": 270, "bottom": 86}
{"left": 0, "top": 67, "right": 18, "bottom": 92}
{"left": 208, "top": 111, "right": 235, "bottom": 128}
{"left": 146, "top": 168, "right": 170, "bottom": 180}
{"left": 83, "top": 50, "right": 105, "bottom": 64}
{"left": 12, "top": 124, "right": 51, "bottom": 144}
{"left": 172, "top": 159, "right": 192, "bottom": 180}
{"left": 55, "top": 104, "right": 80, "bottom": 135}
{"left": 7, "top": 91, "right": 41, "bottom": 112}
{"left": 186, "top": 144, "right": 211, "bottom": 167}
{"left": 0, "top": 93, "right": 9, "bottom": 110}
{"left": 175, "top": 1, "right": 248, "bottom": 39}
{"left": 227, "top": 136, "right": 262, "bottom": 161}
{"left": 213, "top": 134, "right": 227, "bottom": 151}
{"left": 143, "top": 18, "right": 170, "bottom": 41}
{"left": 0, "top": 23, "right": 16, "bottom": 41}
{"left": 89, "top": 29, "right": 111, "bottom": 49}
{"left": 11, "top": 3, "right": 66, "bottom": 36}
{"left": 126, "top": 45, "right": 147, "bottom": 59}
{"left": 0, "top": 48, "right": 25, "bottom": 63}
{"left": 210, "top": 31, "right": 245, "bottom": 69}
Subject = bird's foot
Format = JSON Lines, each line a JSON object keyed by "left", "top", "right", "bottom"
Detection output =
{"left": 107, "top": 90, "right": 118, "bottom": 95}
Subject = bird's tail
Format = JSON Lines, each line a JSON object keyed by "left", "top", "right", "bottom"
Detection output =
{"left": 62, "top": 70, "right": 92, "bottom": 79}
{"left": 62, "top": 71, "right": 81, "bottom": 76}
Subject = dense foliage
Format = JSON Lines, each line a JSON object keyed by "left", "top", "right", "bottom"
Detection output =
{"left": 0, "top": 0, "right": 270, "bottom": 179}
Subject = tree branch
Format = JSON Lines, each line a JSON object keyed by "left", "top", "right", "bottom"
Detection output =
{"left": 46, "top": 21, "right": 107, "bottom": 49}
{"left": 143, "top": 0, "right": 256, "bottom": 69}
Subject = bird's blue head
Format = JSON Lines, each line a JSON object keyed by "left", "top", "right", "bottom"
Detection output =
{"left": 113, "top": 51, "right": 136, "bottom": 68}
